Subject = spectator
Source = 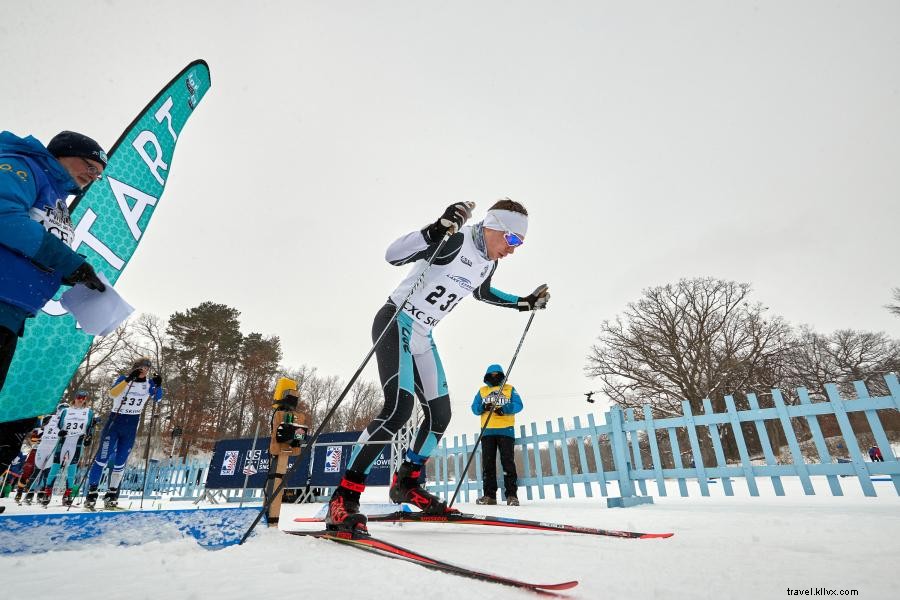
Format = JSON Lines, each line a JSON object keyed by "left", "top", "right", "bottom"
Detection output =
{"left": 471, "top": 364, "right": 524, "bottom": 506}
{"left": 0, "top": 130, "right": 107, "bottom": 479}
{"left": 869, "top": 446, "right": 884, "bottom": 462}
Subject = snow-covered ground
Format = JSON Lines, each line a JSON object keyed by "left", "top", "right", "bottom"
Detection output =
{"left": 1, "top": 477, "right": 897, "bottom": 599}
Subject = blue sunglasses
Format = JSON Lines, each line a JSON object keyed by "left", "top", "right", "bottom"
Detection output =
{"left": 503, "top": 231, "right": 524, "bottom": 247}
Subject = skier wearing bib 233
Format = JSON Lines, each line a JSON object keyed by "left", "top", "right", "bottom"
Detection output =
{"left": 326, "top": 199, "right": 550, "bottom": 534}
{"left": 84, "top": 357, "right": 163, "bottom": 509}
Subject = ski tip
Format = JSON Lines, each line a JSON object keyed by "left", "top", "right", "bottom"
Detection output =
{"left": 536, "top": 580, "right": 579, "bottom": 591}
{"left": 639, "top": 532, "right": 674, "bottom": 539}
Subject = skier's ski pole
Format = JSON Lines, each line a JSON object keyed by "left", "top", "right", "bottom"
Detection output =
{"left": 139, "top": 402, "right": 157, "bottom": 510}
{"left": 239, "top": 228, "right": 458, "bottom": 545}
{"left": 68, "top": 422, "right": 99, "bottom": 510}
{"left": 448, "top": 311, "right": 536, "bottom": 509}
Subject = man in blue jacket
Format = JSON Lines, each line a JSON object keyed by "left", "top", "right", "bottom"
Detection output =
{"left": 471, "top": 363, "right": 524, "bottom": 506}
{"left": 0, "top": 130, "right": 108, "bottom": 479}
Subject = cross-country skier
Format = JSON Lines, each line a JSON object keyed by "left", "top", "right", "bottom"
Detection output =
{"left": 28, "top": 407, "right": 67, "bottom": 505}
{"left": 41, "top": 390, "right": 94, "bottom": 506}
{"left": 84, "top": 357, "right": 163, "bottom": 509}
{"left": 11, "top": 424, "right": 42, "bottom": 503}
{"left": 326, "top": 198, "right": 550, "bottom": 534}
{"left": 0, "top": 131, "right": 107, "bottom": 479}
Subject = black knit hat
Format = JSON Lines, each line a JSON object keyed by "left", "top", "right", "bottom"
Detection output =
{"left": 47, "top": 131, "right": 108, "bottom": 167}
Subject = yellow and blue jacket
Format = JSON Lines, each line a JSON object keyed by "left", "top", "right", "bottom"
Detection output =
{"left": 470, "top": 383, "right": 523, "bottom": 438}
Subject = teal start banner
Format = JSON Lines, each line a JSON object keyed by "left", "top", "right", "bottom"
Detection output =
{"left": 0, "top": 60, "right": 211, "bottom": 423}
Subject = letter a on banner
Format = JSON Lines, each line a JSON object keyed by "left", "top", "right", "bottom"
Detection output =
{"left": 0, "top": 60, "right": 211, "bottom": 424}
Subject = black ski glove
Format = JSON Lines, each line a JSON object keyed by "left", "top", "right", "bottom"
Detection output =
{"left": 425, "top": 202, "right": 475, "bottom": 241}
{"left": 125, "top": 368, "right": 143, "bottom": 382}
{"left": 151, "top": 373, "right": 163, "bottom": 387}
{"left": 61, "top": 261, "right": 106, "bottom": 292}
{"left": 57, "top": 429, "right": 68, "bottom": 439}
{"left": 493, "top": 406, "right": 505, "bottom": 416}
{"left": 517, "top": 284, "right": 550, "bottom": 312}
{"left": 82, "top": 434, "right": 92, "bottom": 447}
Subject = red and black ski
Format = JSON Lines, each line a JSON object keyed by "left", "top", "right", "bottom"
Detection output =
{"left": 295, "top": 510, "right": 674, "bottom": 539}
{"left": 286, "top": 529, "right": 578, "bottom": 594}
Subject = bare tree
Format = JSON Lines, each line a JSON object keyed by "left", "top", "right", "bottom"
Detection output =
{"left": 67, "top": 321, "right": 134, "bottom": 406}
{"left": 786, "top": 327, "right": 900, "bottom": 396}
{"left": 888, "top": 288, "right": 900, "bottom": 318}
{"left": 586, "top": 278, "right": 792, "bottom": 417}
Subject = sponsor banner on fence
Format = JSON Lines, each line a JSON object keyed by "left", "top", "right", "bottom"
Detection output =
{"left": 205, "top": 431, "right": 392, "bottom": 490}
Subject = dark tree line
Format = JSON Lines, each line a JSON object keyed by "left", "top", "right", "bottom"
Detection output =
{"left": 67, "top": 301, "right": 383, "bottom": 460}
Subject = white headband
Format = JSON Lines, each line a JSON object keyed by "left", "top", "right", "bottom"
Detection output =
{"left": 483, "top": 209, "right": 528, "bottom": 238}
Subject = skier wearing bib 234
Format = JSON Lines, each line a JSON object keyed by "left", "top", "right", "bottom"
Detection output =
{"left": 84, "top": 357, "right": 163, "bottom": 509}
{"left": 326, "top": 199, "right": 550, "bottom": 534}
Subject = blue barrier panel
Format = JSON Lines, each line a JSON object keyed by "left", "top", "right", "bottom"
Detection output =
{"left": 204, "top": 432, "right": 393, "bottom": 490}
{"left": 309, "top": 431, "right": 392, "bottom": 487}
{"left": 0, "top": 507, "right": 259, "bottom": 553}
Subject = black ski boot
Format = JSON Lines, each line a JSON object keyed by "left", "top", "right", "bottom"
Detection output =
{"left": 389, "top": 461, "right": 458, "bottom": 515}
{"left": 23, "top": 491, "right": 34, "bottom": 505}
{"left": 103, "top": 488, "right": 119, "bottom": 509}
{"left": 14, "top": 487, "right": 23, "bottom": 504}
{"left": 62, "top": 488, "right": 74, "bottom": 507}
{"left": 325, "top": 472, "right": 368, "bottom": 535}
{"left": 39, "top": 487, "right": 52, "bottom": 507}
{"left": 84, "top": 486, "right": 99, "bottom": 510}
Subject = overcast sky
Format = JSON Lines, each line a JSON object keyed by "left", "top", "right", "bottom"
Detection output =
{"left": 3, "top": 1, "right": 898, "bottom": 438}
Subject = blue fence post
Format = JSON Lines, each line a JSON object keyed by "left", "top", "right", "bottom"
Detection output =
{"left": 461, "top": 434, "right": 472, "bottom": 503}
{"left": 796, "top": 387, "right": 843, "bottom": 496}
{"left": 886, "top": 374, "right": 900, "bottom": 412}
{"left": 724, "top": 395, "right": 759, "bottom": 496}
{"left": 681, "top": 401, "right": 710, "bottom": 496}
{"left": 853, "top": 379, "right": 900, "bottom": 495}
{"left": 642, "top": 405, "right": 667, "bottom": 496}
{"left": 557, "top": 417, "right": 576, "bottom": 499}
{"left": 607, "top": 407, "right": 652, "bottom": 507}
{"left": 625, "top": 408, "right": 648, "bottom": 496}
{"left": 571, "top": 416, "right": 593, "bottom": 498}
{"left": 518, "top": 424, "right": 534, "bottom": 501}
{"left": 747, "top": 393, "right": 785, "bottom": 496}
{"left": 771, "top": 389, "right": 815, "bottom": 495}
{"left": 667, "top": 426, "right": 689, "bottom": 497}
{"left": 586, "top": 413, "right": 609, "bottom": 497}
{"left": 431, "top": 439, "right": 443, "bottom": 499}
{"left": 702, "top": 398, "right": 734, "bottom": 496}
{"left": 824, "top": 383, "right": 876, "bottom": 497}
{"left": 473, "top": 436, "right": 484, "bottom": 501}
{"left": 544, "top": 421, "right": 562, "bottom": 500}
{"left": 530, "top": 422, "right": 546, "bottom": 500}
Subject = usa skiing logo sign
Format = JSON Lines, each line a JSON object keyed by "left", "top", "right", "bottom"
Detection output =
{"left": 221, "top": 450, "right": 238, "bottom": 475}
{"left": 325, "top": 446, "right": 343, "bottom": 472}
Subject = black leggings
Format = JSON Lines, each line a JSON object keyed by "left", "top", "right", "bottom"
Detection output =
{"left": 347, "top": 303, "right": 452, "bottom": 476}
{"left": 481, "top": 435, "right": 518, "bottom": 498}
